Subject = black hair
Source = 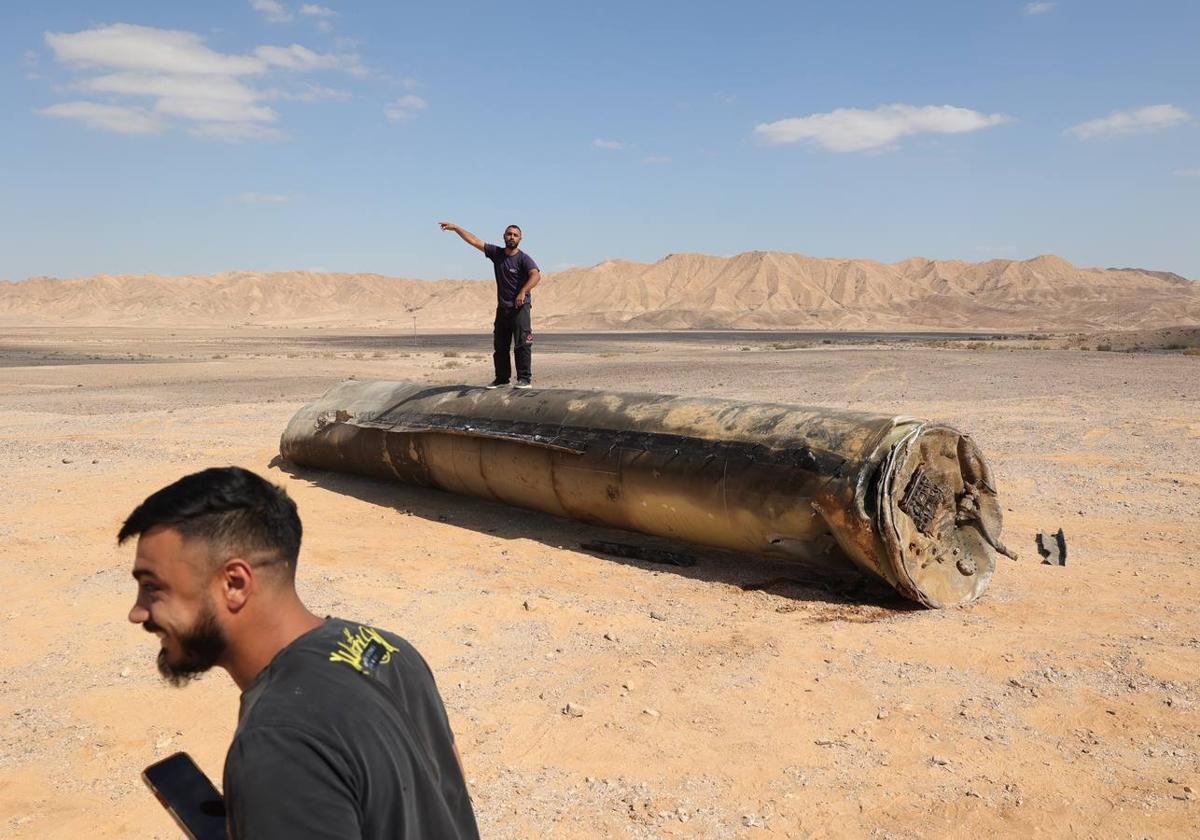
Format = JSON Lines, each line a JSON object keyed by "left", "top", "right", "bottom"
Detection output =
{"left": 505, "top": 224, "right": 522, "bottom": 234}
{"left": 118, "top": 467, "right": 302, "bottom": 575}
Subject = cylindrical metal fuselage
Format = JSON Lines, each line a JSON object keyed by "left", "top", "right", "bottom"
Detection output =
{"left": 281, "top": 381, "right": 1008, "bottom": 607}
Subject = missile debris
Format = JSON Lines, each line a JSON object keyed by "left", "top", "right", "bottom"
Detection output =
{"left": 281, "top": 381, "right": 1013, "bottom": 607}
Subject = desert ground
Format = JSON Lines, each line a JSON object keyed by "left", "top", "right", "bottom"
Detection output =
{"left": 1, "top": 326, "right": 1198, "bottom": 839}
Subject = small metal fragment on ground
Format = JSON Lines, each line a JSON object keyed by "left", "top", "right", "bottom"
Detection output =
{"left": 1036, "top": 529, "right": 1067, "bottom": 566}
{"left": 580, "top": 540, "right": 697, "bottom": 567}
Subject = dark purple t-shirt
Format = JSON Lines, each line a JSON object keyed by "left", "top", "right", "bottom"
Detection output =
{"left": 483, "top": 244, "right": 538, "bottom": 307}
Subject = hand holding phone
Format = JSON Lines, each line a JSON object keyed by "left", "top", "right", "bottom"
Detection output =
{"left": 142, "top": 751, "right": 227, "bottom": 840}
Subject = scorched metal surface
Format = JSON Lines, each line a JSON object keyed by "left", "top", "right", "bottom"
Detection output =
{"left": 280, "top": 381, "right": 1012, "bottom": 607}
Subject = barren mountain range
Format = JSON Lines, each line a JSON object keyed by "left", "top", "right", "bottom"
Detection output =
{"left": 2, "top": 252, "right": 1197, "bottom": 331}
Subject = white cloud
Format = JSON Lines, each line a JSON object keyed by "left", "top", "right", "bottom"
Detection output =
{"left": 254, "top": 44, "right": 340, "bottom": 71}
{"left": 77, "top": 71, "right": 276, "bottom": 125}
{"left": 234, "top": 192, "right": 292, "bottom": 204}
{"left": 250, "top": 0, "right": 293, "bottom": 23}
{"left": 384, "top": 94, "right": 427, "bottom": 121}
{"left": 642, "top": 155, "right": 672, "bottom": 165}
{"left": 1023, "top": 2, "right": 1055, "bottom": 14}
{"left": 754, "top": 103, "right": 1010, "bottom": 152}
{"left": 340, "top": 55, "right": 371, "bottom": 79}
{"left": 46, "top": 23, "right": 264, "bottom": 76}
{"left": 592, "top": 138, "right": 624, "bottom": 150}
{"left": 156, "top": 97, "right": 277, "bottom": 124}
{"left": 40, "top": 23, "right": 363, "bottom": 141}
{"left": 1174, "top": 168, "right": 1200, "bottom": 177}
{"left": 300, "top": 4, "right": 338, "bottom": 17}
{"left": 1067, "top": 104, "right": 1191, "bottom": 139}
{"left": 37, "top": 101, "right": 165, "bottom": 134}
{"left": 80, "top": 72, "right": 260, "bottom": 105}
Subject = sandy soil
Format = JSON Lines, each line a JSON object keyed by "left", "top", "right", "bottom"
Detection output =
{"left": 1, "top": 327, "right": 1198, "bottom": 839}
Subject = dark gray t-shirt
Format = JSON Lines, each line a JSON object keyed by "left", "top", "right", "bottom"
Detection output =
{"left": 483, "top": 243, "right": 538, "bottom": 307}
{"left": 223, "top": 618, "right": 478, "bottom": 840}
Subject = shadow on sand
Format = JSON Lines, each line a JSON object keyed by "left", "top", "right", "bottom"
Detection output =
{"left": 269, "top": 455, "right": 921, "bottom": 616}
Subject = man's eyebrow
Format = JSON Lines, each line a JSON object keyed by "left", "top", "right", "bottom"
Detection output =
{"left": 132, "top": 569, "right": 158, "bottom": 581}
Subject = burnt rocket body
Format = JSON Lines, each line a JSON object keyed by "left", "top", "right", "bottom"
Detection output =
{"left": 281, "top": 381, "right": 1011, "bottom": 607}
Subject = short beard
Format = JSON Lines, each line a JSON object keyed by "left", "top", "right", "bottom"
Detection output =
{"left": 155, "top": 603, "right": 227, "bottom": 688}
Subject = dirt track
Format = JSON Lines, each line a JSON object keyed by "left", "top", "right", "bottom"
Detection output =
{"left": 1, "top": 328, "right": 1198, "bottom": 839}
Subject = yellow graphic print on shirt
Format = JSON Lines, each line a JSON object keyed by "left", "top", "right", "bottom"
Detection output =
{"left": 329, "top": 624, "right": 400, "bottom": 675}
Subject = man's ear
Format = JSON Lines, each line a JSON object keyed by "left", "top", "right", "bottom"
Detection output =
{"left": 216, "top": 558, "right": 254, "bottom": 613}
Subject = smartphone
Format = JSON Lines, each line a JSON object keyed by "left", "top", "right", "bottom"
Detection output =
{"left": 142, "top": 751, "right": 227, "bottom": 840}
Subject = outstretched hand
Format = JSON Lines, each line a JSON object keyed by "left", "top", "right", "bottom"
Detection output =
{"left": 439, "top": 221, "right": 457, "bottom": 232}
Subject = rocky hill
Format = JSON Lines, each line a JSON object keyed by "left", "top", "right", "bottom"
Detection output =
{"left": 2, "top": 252, "right": 1196, "bottom": 331}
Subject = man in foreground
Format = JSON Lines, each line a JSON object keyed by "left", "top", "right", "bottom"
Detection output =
{"left": 121, "top": 466, "right": 479, "bottom": 839}
{"left": 440, "top": 221, "right": 540, "bottom": 388}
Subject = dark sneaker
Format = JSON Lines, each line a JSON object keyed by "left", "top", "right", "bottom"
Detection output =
{"left": 485, "top": 379, "right": 509, "bottom": 389}
{"left": 514, "top": 379, "right": 533, "bottom": 389}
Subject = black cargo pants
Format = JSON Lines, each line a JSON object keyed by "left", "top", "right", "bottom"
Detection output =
{"left": 493, "top": 302, "right": 532, "bottom": 382}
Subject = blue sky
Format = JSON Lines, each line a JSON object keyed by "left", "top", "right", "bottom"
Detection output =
{"left": 2, "top": 1, "right": 1197, "bottom": 282}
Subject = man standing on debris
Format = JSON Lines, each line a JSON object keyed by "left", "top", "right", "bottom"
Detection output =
{"left": 440, "top": 221, "right": 540, "bottom": 389}
{"left": 121, "top": 467, "right": 479, "bottom": 839}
